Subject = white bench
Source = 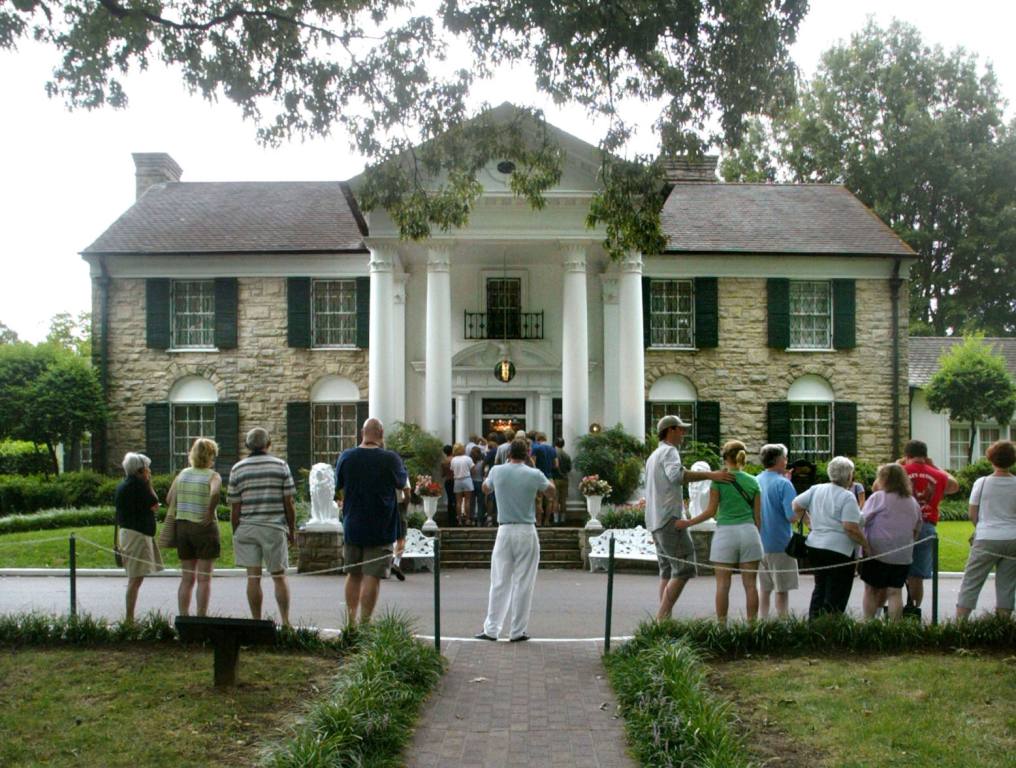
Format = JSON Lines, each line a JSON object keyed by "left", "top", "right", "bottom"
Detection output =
{"left": 400, "top": 527, "right": 436, "bottom": 571}
{"left": 588, "top": 527, "right": 658, "bottom": 572}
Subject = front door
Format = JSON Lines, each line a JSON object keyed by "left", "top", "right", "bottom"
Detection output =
{"left": 482, "top": 397, "right": 526, "bottom": 437}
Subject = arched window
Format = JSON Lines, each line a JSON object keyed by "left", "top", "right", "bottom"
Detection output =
{"left": 646, "top": 375, "right": 697, "bottom": 438}
{"left": 787, "top": 375, "right": 834, "bottom": 461}
{"left": 168, "top": 376, "right": 218, "bottom": 472}
{"left": 311, "top": 375, "right": 360, "bottom": 465}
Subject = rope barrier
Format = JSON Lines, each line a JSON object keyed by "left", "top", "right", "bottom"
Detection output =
{"left": 0, "top": 535, "right": 80, "bottom": 548}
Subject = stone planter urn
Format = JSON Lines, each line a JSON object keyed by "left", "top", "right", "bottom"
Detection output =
{"left": 421, "top": 495, "right": 439, "bottom": 532}
{"left": 584, "top": 494, "right": 604, "bottom": 531}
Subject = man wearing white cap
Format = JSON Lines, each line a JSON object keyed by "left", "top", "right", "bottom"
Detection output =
{"left": 646, "top": 415, "right": 733, "bottom": 620}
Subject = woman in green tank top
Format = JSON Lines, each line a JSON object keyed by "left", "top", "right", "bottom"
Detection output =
{"left": 679, "top": 440, "right": 764, "bottom": 623}
{"left": 166, "top": 438, "right": 222, "bottom": 617}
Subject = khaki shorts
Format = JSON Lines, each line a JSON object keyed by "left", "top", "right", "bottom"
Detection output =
{"left": 118, "top": 528, "right": 164, "bottom": 578}
{"left": 233, "top": 523, "right": 289, "bottom": 573}
{"left": 652, "top": 523, "right": 697, "bottom": 580}
{"left": 175, "top": 519, "right": 221, "bottom": 562}
{"left": 759, "top": 551, "right": 800, "bottom": 592}
{"left": 343, "top": 543, "right": 393, "bottom": 579}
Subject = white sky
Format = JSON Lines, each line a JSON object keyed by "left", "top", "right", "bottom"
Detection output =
{"left": 0, "top": 0, "right": 1013, "bottom": 342}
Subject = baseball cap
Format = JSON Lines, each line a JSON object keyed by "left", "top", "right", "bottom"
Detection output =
{"left": 657, "top": 415, "right": 691, "bottom": 433}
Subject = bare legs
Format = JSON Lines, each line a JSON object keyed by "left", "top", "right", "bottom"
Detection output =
{"left": 177, "top": 559, "right": 214, "bottom": 617}
{"left": 245, "top": 566, "right": 290, "bottom": 626}
{"left": 656, "top": 577, "right": 689, "bottom": 621}
{"left": 906, "top": 576, "right": 924, "bottom": 608}
{"left": 714, "top": 563, "right": 759, "bottom": 625}
{"left": 864, "top": 585, "right": 905, "bottom": 620}
{"left": 125, "top": 576, "right": 144, "bottom": 623}
{"left": 456, "top": 491, "right": 473, "bottom": 525}
{"left": 760, "top": 590, "right": 790, "bottom": 619}
{"left": 345, "top": 573, "right": 381, "bottom": 626}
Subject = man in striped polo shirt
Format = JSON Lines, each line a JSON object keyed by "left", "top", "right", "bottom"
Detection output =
{"left": 228, "top": 427, "right": 297, "bottom": 626}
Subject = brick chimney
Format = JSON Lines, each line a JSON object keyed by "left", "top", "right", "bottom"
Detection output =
{"left": 662, "top": 155, "right": 719, "bottom": 183}
{"left": 132, "top": 153, "right": 182, "bottom": 199}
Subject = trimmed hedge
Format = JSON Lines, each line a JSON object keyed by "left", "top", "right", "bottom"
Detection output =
{"left": 0, "top": 504, "right": 233, "bottom": 535}
{"left": 954, "top": 459, "right": 993, "bottom": 498}
{"left": 0, "top": 440, "right": 52, "bottom": 476}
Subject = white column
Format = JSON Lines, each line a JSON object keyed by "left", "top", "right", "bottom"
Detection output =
{"left": 392, "top": 274, "right": 408, "bottom": 424}
{"left": 561, "top": 245, "right": 589, "bottom": 452}
{"left": 617, "top": 251, "right": 646, "bottom": 439}
{"left": 601, "top": 276, "right": 620, "bottom": 429}
{"left": 368, "top": 248, "right": 395, "bottom": 427}
{"left": 424, "top": 247, "right": 453, "bottom": 442}
{"left": 455, "top": 393, "right": 469, "bottom": 445}
{"left": 537, "top": 393, "right": 554, "bottom": 434}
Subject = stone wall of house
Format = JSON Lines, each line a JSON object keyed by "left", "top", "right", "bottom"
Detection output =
{"left": 94, "top": 277, "right": 368, "bottom": 470}
{"left": 645, "top": 277, "right": 910, "bottom": 461}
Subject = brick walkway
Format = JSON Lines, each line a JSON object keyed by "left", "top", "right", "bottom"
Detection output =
{"left": 405, "top": 640, "right": 634, "bottom": 768}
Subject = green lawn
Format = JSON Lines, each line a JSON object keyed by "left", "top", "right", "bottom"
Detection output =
{"left": 937, "top": 520, "right": 974, "bottom": 572}
{"left": 0, "top": 646, "right": 338, "bottom": 768}
{"left": 714, "top": 653, "right": 1016, "bottom": 768}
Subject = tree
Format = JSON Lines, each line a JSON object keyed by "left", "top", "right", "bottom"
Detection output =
{"left": 0, "top": 322, "right": 17, "bottom": 344}
{"left": 46, "top": 311, "right": 92, "bottom": 358}
{"left": 925, "top": 337, "right": 1016, "bottom": 465}
{"left": 0, "top": 343, "right": 106, "bottom": 473}
{"left": 722, "top": 20, "right": 1016, "bottom": 335}
{"left": 2, "top": 1, "right": 807, "bottom": 257}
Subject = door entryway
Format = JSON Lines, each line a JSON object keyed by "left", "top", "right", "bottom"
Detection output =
{"left": 481, "top": 397, "right": 526, "bottom": 436}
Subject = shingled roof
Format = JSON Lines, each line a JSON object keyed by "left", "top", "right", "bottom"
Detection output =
{"left": 661, "top": 183, "right": 914, "bottom": 256}
{"left": 83, "top": 181, "right": 367, "bottom": 255}
{"left": 909, "top": 337, "right": 1016, "bottom": 387}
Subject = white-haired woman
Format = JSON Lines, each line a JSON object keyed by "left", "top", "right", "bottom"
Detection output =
{"left": 793, "top": 456, "right": 868, "bottom": 618}
{"left": 115, "top": 452, "right": 162, "bottom": 622}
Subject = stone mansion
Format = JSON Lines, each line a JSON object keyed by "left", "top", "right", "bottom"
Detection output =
{"left": 82, "top": 111, "right": 915, "bottom": 480}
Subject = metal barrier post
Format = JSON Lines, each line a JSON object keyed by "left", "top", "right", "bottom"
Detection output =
{"left": 931, "top": 534, "right": 939, "bottom": 626}
{"left": 604, "top": 536, "right": 615, "bottom": 653}
{"left": 433, "top": 537, "right": 441, "bottom": 652}
{"left": 69, "top": 533, "right": 77, "bottom": 618}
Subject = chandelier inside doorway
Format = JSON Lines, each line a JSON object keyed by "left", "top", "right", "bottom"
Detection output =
{"left": 493, "top": 249, "right": 515, "bottom": 383}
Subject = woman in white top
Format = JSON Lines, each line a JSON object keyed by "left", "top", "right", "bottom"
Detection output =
{"left": 450, "top": 443, "right": 475, "bottom": 526}
{"left": 957, "top": 440, "right": 1016, "bottom": 619}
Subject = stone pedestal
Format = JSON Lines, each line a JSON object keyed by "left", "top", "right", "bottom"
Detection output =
{"left": 296, "top": 529, "right": 343, "bottom": 574}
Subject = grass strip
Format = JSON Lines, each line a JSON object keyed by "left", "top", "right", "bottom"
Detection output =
{"left": 607, "top": 635, "right": 756, "bottom": 768}
{"left": 261, "top": 615, "right": 443, "bottom": 768}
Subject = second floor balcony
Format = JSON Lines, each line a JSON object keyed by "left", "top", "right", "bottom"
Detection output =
{"left": 464, "top": 311, "right": 545, "bottom": 340}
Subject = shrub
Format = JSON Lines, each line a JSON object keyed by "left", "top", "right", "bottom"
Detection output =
{"left": 406, "top": 509, "right": 425, "bottom": 530}
{"left": 600, "top": 503, "right": 646, "bottom": 529}
{"left": 0, "top": 475, "right": 66, "bottom": 515}
{"left": 386, "top": 422, "right": 445, "bottom": 485}
{"left": 0, "top": 506, "right": 116, "bottom": 533}
{"left": 954, "top": 458, "right": 993, "bottom": 498}
{"left": 0, "top": 440, "right": 51, "bottom": 475}
{"left": 575, "top": 426, "right": 645, "bottom": 504}
{"left": 938, "top": 499, "right": 970, "bottom": 522}
{"left": 679, "top": 439, "right": 722, "bottom": 470}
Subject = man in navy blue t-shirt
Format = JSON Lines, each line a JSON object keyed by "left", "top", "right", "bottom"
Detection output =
{"left": 531, "top": 433, "right": 557, "bottom": 525}
{"left": 335, "top": 418, "right": 408, "bottom": 626}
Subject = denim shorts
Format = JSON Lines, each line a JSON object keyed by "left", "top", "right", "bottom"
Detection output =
{"left": 907, "top": 521, "right": 938, "bottom": 579}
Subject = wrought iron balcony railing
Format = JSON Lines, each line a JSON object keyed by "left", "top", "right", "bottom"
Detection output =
{"left": 464, "top": 311, "right": 544, "bottom": 340}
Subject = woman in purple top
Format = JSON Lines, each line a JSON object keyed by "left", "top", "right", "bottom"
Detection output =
{"left": 859, "top": 463, "right": 922, "bottom": 620}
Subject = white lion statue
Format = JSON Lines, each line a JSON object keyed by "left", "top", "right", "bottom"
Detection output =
{"left": 306, "top": 462, "right": 341, "bottom": 532}
{"left": 687, "top": 460, "right": 717, "bottom": 530}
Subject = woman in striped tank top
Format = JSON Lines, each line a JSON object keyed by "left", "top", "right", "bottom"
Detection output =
{"left": 167, "top": 438, "right": 222, "bottom": 616}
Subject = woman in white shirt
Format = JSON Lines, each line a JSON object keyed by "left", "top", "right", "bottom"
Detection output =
{"left": 957, "top": 440, "right": 1016, "bottom": 619}
{"left": 450, "top": 443, "right": 475, "bottom": 526}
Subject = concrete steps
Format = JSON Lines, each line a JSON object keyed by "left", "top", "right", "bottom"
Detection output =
{"left": 438, "top": 527, "right": 583, "bottom": 569}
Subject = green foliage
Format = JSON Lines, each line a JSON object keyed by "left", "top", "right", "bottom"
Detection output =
{"left": 45, "top": 311, "right": 91, "bottom": 358}
{"left": 926, "top": 337, "right": 1016, "bottom": 464}
{"left": 938, "top": 499, "right": 971, "bottom": 522}
{"left": 0, "top": 472, "right": 204, "bottom": 516}
{"left": 262, "top": 615, "right": 443, "bottom": 768}
{"left": 0, "top": 506, "right": 116, "bottom": 534}
{"left": 575, "top": 426, "right": 645, "bottom": 504}
{"left": 385, "top": 422, "right": 445, "bottom": 486}
{"left": 723, "top": 20, "right": 1016, "bottom": 335}
{"left": 680, "top": 439, "right": 722, "bottom": 470}
{"left": 953, "top": 459, "right": 995, "bottom": 499}
{"left": 599, "top": 504, "right": 646, "bottom": 530}
{"left": 0, "top": 440, "right": 51, "bottom": 475}
{"left": 406, "top": 508, "right": 425, "bottom": 530}
{"left": 0, "top": 321, "right": 18, "bottom": 345}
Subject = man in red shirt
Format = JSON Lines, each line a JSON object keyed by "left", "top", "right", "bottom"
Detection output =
{"left": 901, "top": 440, "right": 959, "bottom": 611}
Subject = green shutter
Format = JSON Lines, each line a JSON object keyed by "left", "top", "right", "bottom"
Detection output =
{"left": 767, "top": 401, "right": 791, "bottom": 448}
{"left": 286, "top": 402, "right": 311, "bottom": 478}
{"left": 145, "top": 402, "right": 171, "bottom": 475}
{"left": 642, "top": 276, "right": 651, "bottom": 347}
{"left": 694, "top": 277, "right": 718, "bottom": 348}
{"left": 832, "top": 279, "right": 856, "bottom": 350}
{"left": 767, "top": 278, "right": 790, "bottom": 349}
{"left": 287, "top": 278, "right": 311, "bottom": 348}
{"left": 834, "top": 401, "right": 858, "bottom": 457}
{"left": 696, "top": 401, "right": 721, "bottom": 450}
{"left": 355, "top": 276, "right": 370, "bottom": 349}
{"left": 214, "top": 401, "right": 239, "bottom": 479}
{"left": 356, "top": 401, "right": 369, "bottom": 443}
{"left": 214, "top": 278, "right": 238, "bottom": 349}
{"left": 146, "top": 279, "right": 171, "bottom": 350}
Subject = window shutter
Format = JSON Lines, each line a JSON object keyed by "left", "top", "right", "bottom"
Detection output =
{"left": 356, "top": 401, "right": 369, "bottom": 443}
{"left": 767, "top": 278, "right": 790, "bottom": 349}
{"left": 767, "top": 401, "right": 791, "bottom": 448}
{"left": 146, "top": 279, "right": 171, "bottom": 350}
{"left": 355, "top": 276, "right": 370, "bottom": 349}
{"left": 145, "top": 402, "right": 171, "bottom": 475}
{"left": 832, "top": 279, "right": 856, "bottom": 350}
{"left": 834, "top": 401, "right": 858, "bottom": 457}
{"left": 694, "top": 277, "right": 718, "bottom": 348}
{"left": 213, "top": 278, "right": 238, "bottom": 349}
{"left": 642, "top": 276, "right": 651, "bottom": 347}
{"left": 645, "top": 401, "right": 652, "bottom": 437}
{"left": 695, "top": 401, "right": 721, "bottom": 449}
{"left": 286, "top": 402, "right": 311, "bottom": 478}
{"left": 287, "top": 278, "right": 311, "bottom": 348}
{"left": 214, "top": 401, "right": 239, "bottom": 479}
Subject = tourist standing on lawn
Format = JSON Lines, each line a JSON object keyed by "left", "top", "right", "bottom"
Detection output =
{"left": 166, "top": 438, "right": 221, "bottom": 617}
{"left": 553, "top": 437, "right": 572, "bottom": 525}
{"left": 678, "top": 440, "right": 763, "bottom": 624}
{"left": 901, "top": 439, "right": 959, "bottom": 614}
{"left": 336, "top": 418, "right": 409, "bottom": 625}
{"left": 115, "top": 452, "right": 163, "bottom": 623}
{"left": 228, "top": 428, "right": 296, "bottom": 626}
{"left": 858, "top": 463, "right": 922, "bottom": 620}
{"left": 956, "top": 440, "right": 1016, "bottom": 620}
{"left": 646, "top": 415, "right": 733, "bottom": 621}
{"left": 793, "top": 456, "right": 868, "bottom": 618}
{"left": 475, "top": 438, "right": 556, "bottom": 641}
{"left": 755, "top": 443, "right": 801, "bottom": 618}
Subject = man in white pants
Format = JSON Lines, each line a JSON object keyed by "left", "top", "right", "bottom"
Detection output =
{"left": 475, "top": 438, "right": 555, "bottom": 642}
